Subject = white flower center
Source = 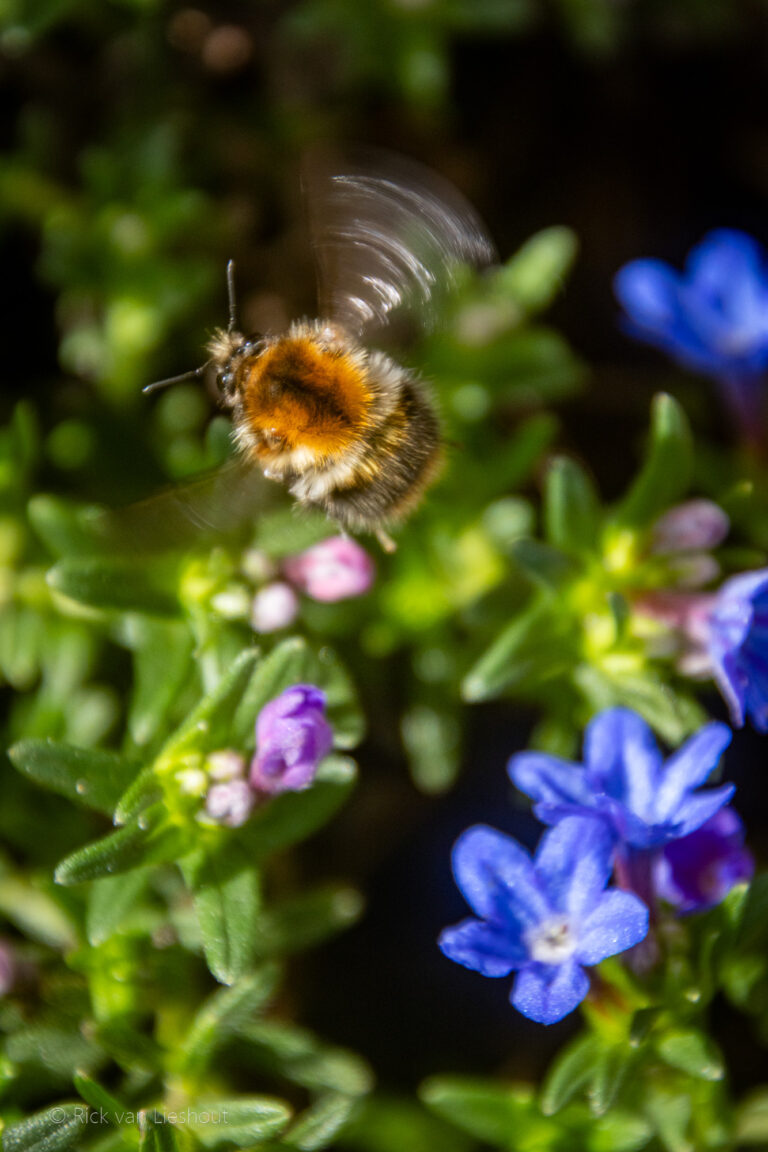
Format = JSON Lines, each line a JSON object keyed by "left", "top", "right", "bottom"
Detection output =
{"left": 526, "top": 917, "right": 577, "bottom": 965}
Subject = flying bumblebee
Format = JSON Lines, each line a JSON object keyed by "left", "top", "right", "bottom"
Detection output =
{"left": 144, "top": 151, "right": 496, "bottom": 551}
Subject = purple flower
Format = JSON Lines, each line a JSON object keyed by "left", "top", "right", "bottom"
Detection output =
{"left": 650, "top": 500, "right": 730, "bottom": 557}
{"left": 708, "top": 568, "right": 768, "bottom": 731}
{"left": 250, "top": 684, "right": 333, "bottom": 796}
{"left": 283, "top": 536, "right": 375, "bottom": 603}
{"left": 439, "top": 818, "right": 648, "bottom": 1025}
{"left": 615, "top": 230, "right": 768, "bottom": 437}
{"left": 509, "top": 708, "right": 734, "bottom": 851}
{"left": 250, "top": 581, "right": 300, "bottom": 633}
{"left": 654, "top": 807, "right": 754, "bottom": 913}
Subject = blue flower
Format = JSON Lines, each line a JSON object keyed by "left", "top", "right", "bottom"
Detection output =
{"left": 509, "top": 708, "right": 733, "bottom": 851}
{"left": 439, "top": 817, "right": 648, "bottom": 1025}
{"left": 615, "top": 229, "right": 768, "bottom": 380}
{"left": 654, "top": 807, "right": 754, "bottom": 914}
{"left": 708, "top": 568, "right": 768, "bottom": 731}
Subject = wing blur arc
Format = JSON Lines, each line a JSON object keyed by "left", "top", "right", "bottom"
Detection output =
{"left": 304, "top": 149, "right": 497, "bottom": 339}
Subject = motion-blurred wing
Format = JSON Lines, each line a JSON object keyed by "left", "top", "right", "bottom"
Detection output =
{"left": 304, "top": 148, "right": 497, "bottom": 339}
{"left": 87, "top": 458, "right": 285, "bottom": 556}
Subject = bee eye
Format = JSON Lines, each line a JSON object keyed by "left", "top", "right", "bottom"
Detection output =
{"left": 242, "top": 335, "right": 263, "bottom": 356}
{"left": 219, "top": 370, "right": 234, "bottom": 396}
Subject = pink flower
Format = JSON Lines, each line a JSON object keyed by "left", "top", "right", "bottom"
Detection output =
{"left": 205, "top": 779, "right": 255, "bottom": 827}
{"left": 283, "top": 537, "right": 375, "bottom": 603}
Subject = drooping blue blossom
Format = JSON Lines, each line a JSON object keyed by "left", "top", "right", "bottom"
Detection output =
{"left": 707, "top": 568, "right": 768, "bottom": 732}
{"left": 615, "top": 230, "right": 768, "bottom": 437}
{"left": 654, "top": 807, "right": 754, "bottom": 913}
{"left": 439, "top": 817, "right": 648, "bottom": 1025}
{"left": 509, "top": 708, "right": 734, "bottom": 851}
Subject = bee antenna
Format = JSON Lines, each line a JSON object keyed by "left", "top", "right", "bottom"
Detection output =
{"left": 142, "top": 365, "right": 206, "bottom": 396}
{"left": 226, "top": 259, "right": 238, "bottom": 332}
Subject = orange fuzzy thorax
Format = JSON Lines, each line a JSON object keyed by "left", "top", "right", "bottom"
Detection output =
{"left": 240, "top": 334, "right": 373, "bottom": 459}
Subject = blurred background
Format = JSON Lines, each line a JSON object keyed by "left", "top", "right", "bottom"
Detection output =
{"left": 4, "top": 0, "right": 768, "bottom": 1111}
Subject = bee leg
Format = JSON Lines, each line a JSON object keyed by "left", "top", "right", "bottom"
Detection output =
{"left": 375, "top": 528, "right": 397, "bottom": 553}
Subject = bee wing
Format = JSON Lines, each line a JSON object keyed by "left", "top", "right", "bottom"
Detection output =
{"left": 303, "top": 148, "right": 497, "bottom": 339}
{"left": 86, "top": 457, "right": 286, "bottom": 555}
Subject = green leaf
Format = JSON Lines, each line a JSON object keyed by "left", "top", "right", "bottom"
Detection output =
{"left": 643, "top": 1085, "right": 692, "bottom": 1152}
{"left": 497, "top": 226, "right": 578, "bottom": 313}
{"left": 72, "top": 1072, "right": 126, "bottom": 1125}
{"left": 736, "top": 1088, "right": 768, "bottom": 1145}
{"left": 588, "top": 1046, "right": 632, "bottom": 1116}
{"left": 283, "top": 1093, "right": 359, "bottom": 1151}
{"left": 6, "top": 1026, "right": 101, "bottom": 1078}
{"left": 541, "top": 1033, "right": 603, "bottom": 1114}
{"left": 54, "top": 807, "right": 183, "bottom": 886}
{"left": 510, "top": 537, "right": 581, "bottom": 587}
{"left": 544, "top": 456, "right": 600, "bottom": 553}
{"left": 124, "top": 617, "right": 195, "bottom": 747}
{"left": 48, "top": 557, "right": 180, "bottom": 616}
{"left": 231, "top": 637, "right": 363, "bottom": 750}
{"left": 588, "top": 1112, "right": 653, "bottom": 1152}
{"left": 401, "top": 705, "right": 461, "bottom": 794}
{"left": 27, "top": 495, "right": 103, "bottom": 558}
{"left": 113, "top": 766, "right": 164, "bottom": 825}
{"left": 86, "top": 870, "right": 154, "bottom": 945}
{"left": 162, "top": 649, "right": 260, "bottom": 759}
{"left": 9, "top": 740, "right": 140, "bottom": 816}
{"left": 237, "top": 756, "right": 357, "bottom": 863}
{"left": 613, "top": 394, "right": 693, "bottom": 528}
{"left": 250, "top": 884, "right": 363, "bottom": 962}
{"left": 463, "top": 603, "right": 573, "bottom": 702}
{"left": 188, "top": 1097, "right": 291, "bottom": 1148}
{"left": 0, "top": 874, "right": 77, "bottom": 950}
{"left": 181, "top": 842, "right": 261, "bottom": 985}
{"left": 181, "top": 965, "right": 279, "bottom": 1074}
{"left": 238, "top": 1020, "right": 372, "bottom": 1095}
{"left": 138, "top": 1112, "right": 180, "bottom": 1152}
{"left": 655, "top": 1029, "right": 724, "bottom": 1082}
{"left": 2, "top": 1103, "right": 89, "bottom": 1152}
{"left": 420, "top": 1076, "right": 535, "bottom": 1146}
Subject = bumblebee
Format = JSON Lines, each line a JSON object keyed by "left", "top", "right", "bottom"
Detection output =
{"left": 147, "top": 151, "right": 495, "bottom": 550}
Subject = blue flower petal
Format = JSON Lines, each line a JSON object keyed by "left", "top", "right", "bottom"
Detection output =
{"left": 508, "top": 752, "right": 592, "bottom": 808}
{"left": 438, "top": 918, "right": 526, "bottom": 977}
{"left": 614, "top": 259, "right": 680, "bottom": 331}
{"left": 686, "top": 230, "right": 766, "bottom": 318}
{"left": 511, "top": 959, "right": 590, "bottom": 1025}
{"left": 584, "top": 708, "right": 662, "bottom": 821}
{"left": 575, "top": 890, "right": 649, "bottom": 965}
{"left": 451, "top": 826, "right": 549, "bottom": 928}
{"left": 533, "top": 817, "right": 615, "bottom": 919}
{"left": 654, "top": 723, "right": 732, "bottom": 822}
{"left": 674, "top": 784, "right": 736, "bottom": 838}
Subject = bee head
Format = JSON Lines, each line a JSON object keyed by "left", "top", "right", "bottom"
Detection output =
{"left": 208, "top": 329, "right": 265, "bottom": 405}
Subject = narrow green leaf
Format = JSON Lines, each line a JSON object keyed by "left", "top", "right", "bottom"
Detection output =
{"left": 113, "top": 765, "right": 164, "bottom": 825}
{"left": 48, "top": 557, "right": 180, "bottom": 616}
{"left": 86, "top": 870, "right": 154, "bottom": 945}
{"left": 54, "top": 807, "right": 183, "bottom": 886}
{"left": 72, "top": 1072, "right": 126, "bottom": 1125}
{"left": 9, "top": 740, "right": 140, "bottom": 815}
{"left": 510, "top": 537, "right": 581, "bottom": 587}
{"left": 181, "top": 842, "right": 261, "bottom": 985}
{"left": 589, "top": 1112, "right": 653, "bottom": 1152}
{"left": 655, "top": 1029, "right": 724, "bottom": 1082}
{"left": 283, "top": 1093, "right": 359, "bottom": 1151}
{"left": 250, "top": 884, "right": 363, "bottom": 962}
{"left": 544, "top": 456, "right": 600, "bottom": 553}
{"left": 138, "top": 1112, "right": 179, "bottom": 1152}
{"left": 736, "top": 1088, "right": 768, "bottom": 1145}
{"left": 125, "top": 617, "right": 195, "bottom": 747}
{"left": 6, "top": 1026, "right": 100, "bottom": 1078}
{"left": 2, "top": 1103, "right": 89, "bottom": 1152}
{"left": 401, "top": 705, "right": 461, "bottom": 794}
{"left": 463, "top": 605, "right": 573, "bottom": 702}
{"left": 613, "top": 394, "right": 693, "bottom": 527}
{"left": 27, "top": 495, "right": 103, "bottom": 558}
{"left": 0, "top": 875, "right": 77, "bottom": 950}
{"left": 497, "top": 226, "right": 578, "bottom": 313}
{"left": 162, "top": 649, "right": 260, "bottom": 759}
{"left": 588, "top": 1046, "right": 632, "bottom": 1116}
{"left": 421, "top": 1076, "right": 535, "bottom": 1146}
{"left": 238, "top": 1020, "right": 372, "bottom": 1095}
{"left": 541, "top": 1033, "right": 603, "bottom": 1115}
{"left": 643, "top": 1085, "right": 692, "bottom": 1152}
{"left": 188, "top": 1097, "right": 291, "bottom": 1148}
{"left": 182, "top": 965, "right": 279, "bottom": 1073}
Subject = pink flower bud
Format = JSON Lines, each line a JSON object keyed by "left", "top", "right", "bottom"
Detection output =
{"left": 205, "top": 779, "right": 255, "bottom": 827}
{"left": 250, "top": 684, "right": 333, "bottom": 795}
{"left": 283, "top": 536, "right": 375, "bottom": 603}
{"left": 250, "top": 581, "right": 300, "bottom": 633}
{"left": 650, "top": 500, "right": 729, "bottom": 555}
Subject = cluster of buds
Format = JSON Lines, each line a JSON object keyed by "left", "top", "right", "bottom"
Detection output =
{"left": 211, "top": 536, "right": 375, "bottom": 634}
{"left": 174, "top": 685, "right": 333, "bottom": 829}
